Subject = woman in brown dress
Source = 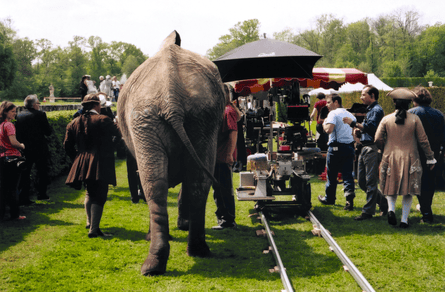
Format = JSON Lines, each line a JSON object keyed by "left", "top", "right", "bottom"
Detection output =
{"left": 375, "top": 88, "right": 436, "bottom": 228}
{"left": 64, "top": 93, "right": 121, "bottom": 237}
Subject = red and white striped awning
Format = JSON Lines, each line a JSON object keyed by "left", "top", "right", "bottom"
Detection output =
{"left": 233, "top": 68, "right": 368, "bottom": 96}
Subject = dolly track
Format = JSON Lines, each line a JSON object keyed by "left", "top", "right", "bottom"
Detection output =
{"left": 257, "top": 210, "right": 376, "bottom": 292}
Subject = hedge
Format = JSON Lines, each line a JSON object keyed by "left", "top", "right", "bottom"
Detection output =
{"left": 380, "top": 77, "right": 445, "bottom": 88}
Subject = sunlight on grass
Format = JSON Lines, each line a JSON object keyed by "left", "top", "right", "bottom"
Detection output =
{"left": 1, "top": 158, "right": 444, "bottom": 291}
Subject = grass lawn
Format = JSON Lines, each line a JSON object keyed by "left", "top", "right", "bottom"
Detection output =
{"left": 1, "top": 157, "right": 444, "bottom": 291}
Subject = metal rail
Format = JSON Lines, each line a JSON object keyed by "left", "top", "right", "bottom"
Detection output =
{"left": 259, "top": 211, "right": 294, "bottom": 292}
{"left": 308, "top": 211, "right": 376, "bottom": 292}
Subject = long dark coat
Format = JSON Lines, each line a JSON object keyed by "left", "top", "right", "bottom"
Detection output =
{"left": 16, "top": 108, "right": 52, "bottom": 156}
{"left": 64, "top": 111, "right": 121, "bottom": 187}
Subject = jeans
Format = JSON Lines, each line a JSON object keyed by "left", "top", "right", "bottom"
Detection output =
{"left": 358, "top": 145, "right": 383, "bottom": 215}
{"left": 324, "top": 143, "right": 355, "bottom": 203}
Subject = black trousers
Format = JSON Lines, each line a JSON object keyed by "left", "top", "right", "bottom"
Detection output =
{"left": 85, "top": 180, "right": 109, "bottom": 207}
{"left": 0, "top": 158, "right": 21, "bottom": 220}
{"left": 18, "top": 153, "right": 49, "bottom": 201}
{"left": 126, "top": 150, "right": 144, "bottom": 202}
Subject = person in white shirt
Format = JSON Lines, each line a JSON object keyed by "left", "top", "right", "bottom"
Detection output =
{"left": 318, "top": 94, "right": 356, "bottom": 207}
{"left": 112, "top": 76, "right": 121, "bottom": 102}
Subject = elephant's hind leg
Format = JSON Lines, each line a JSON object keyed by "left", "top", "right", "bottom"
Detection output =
{"left": 185, "top": 181, "right": 212, "bottom": 258}
{"left": 140, "top": 179, "right": 171, "bottom": 276}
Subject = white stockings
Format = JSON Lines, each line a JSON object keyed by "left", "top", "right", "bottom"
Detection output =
{"left": 386, "top": 194, "right": 413, "bottom": 224}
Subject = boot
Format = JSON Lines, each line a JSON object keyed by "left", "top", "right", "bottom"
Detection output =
{"left": 344, "top": 195, "right": 354, "bottom": 211}
{"left": 88, "top": 204, "right": 111, "bottom": 238}
{"left": 85, "top": 197, "right": 91, "bottom": 229}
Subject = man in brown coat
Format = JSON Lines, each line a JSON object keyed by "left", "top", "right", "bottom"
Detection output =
{"left": 64, "top": 93, "right": 121, "bottom": 237}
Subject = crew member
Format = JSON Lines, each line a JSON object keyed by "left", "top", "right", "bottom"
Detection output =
{"left": 343, "top": 85, "right": 387, "bottom": 220}
{"left": 318, "top": 94, "right": 356, "bottom": 207}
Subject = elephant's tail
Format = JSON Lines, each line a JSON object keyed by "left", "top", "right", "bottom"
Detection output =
{"left": 170, "top": 120, "right": 220, "bottom": 189}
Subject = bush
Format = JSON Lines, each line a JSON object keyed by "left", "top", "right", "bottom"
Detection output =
{"left": 380, "top": 77, "right": 445, "bottom": 88}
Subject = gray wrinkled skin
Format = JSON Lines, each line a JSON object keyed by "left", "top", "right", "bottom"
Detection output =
{"left": 117, "top": 31, "right": 225, "bottom": 276}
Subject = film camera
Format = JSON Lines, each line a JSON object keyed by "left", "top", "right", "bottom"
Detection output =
{"left": 237, "top": 81, "right": 322, "bottom": 218}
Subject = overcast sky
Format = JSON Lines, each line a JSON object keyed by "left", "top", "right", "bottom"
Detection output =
{"left": 2, "top": 0, "right": 443, "bottom": 57}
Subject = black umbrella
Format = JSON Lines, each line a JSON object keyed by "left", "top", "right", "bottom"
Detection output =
{"left": 213, "top": 38, "right": 322, "bottom": 83}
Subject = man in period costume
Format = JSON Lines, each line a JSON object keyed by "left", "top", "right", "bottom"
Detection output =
{"left": 375, "top": 88, "right": 436, "bottom": 228}
{"left": 64, "top": 93, "right": 121, "bottom": 237}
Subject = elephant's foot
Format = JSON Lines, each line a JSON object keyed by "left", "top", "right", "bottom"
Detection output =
{"left": 187, "top": 241, "right": 211, "bottom": 258}
{"left": 141, "top": 253, "right": 169, "bottom": 276}
{"left": 146, "top": 230, "right": 173, "bottom": 241}
{"left": 177, "top": 216, "right": 189, "bottom": 231}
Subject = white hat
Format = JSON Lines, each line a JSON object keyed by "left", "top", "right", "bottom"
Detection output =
{"left": 106, "top": 75, "right": 111, "bottom": 80}
{"left": 98, "top": 93, "right": 112, "bottom": 108}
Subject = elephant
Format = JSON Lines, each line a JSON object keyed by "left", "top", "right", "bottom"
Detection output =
{"left": 117, "top": 31, "right": 226, "bottom": 275}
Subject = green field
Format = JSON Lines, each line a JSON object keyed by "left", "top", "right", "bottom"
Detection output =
{"left": 1, "top": 158, "right": 444, "bottom": 291}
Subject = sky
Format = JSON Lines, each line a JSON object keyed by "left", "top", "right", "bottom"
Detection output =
{"left": 1, "top": 0, "right": 444, "bottom": 58}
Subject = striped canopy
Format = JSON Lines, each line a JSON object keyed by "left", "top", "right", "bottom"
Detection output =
{"left": 233, "top": 68, "right": 368, "bottom": 96}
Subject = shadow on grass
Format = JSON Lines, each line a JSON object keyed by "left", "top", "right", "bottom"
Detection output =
{"left": 0, "top": 176, "right": 85, "bottom": 253}
{"left": 311, "top": 204, "right": 445, "bottom": 238}
{"left": 179, "top": 215, "right": 342, "bottom": 282}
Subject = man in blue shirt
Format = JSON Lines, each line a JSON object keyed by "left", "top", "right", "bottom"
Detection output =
{"left": 409, "top": 86, "right": 445, "bottom": 223}
{"left": 343, "top": 85, "right": 386, "bottom": 220}
{"left": 318, "top": 94, "right": 356, "bottom": 206}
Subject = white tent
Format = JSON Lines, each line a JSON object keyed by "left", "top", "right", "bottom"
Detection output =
{"left": 308, "top": 87, "right": 339, "bottom": 95}
{"left": 338, "top": 73, "right": 393, "bottom": 93}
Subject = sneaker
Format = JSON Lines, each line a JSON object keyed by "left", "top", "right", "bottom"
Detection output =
{"left": 138, "top": 190, "right": 146, "bottom": 202}
{"left": 11, "top": 216, "right": 26, "bottom": 220}
{"left": 343, "top": 201, "right": 353, "bottom": 211}
{"left": 212, "top": 221, "right": 237, "bottom": 230}
{"left": 415, "top": 204, "right": 421, "bottom": 212}
{"left": 354, "top": 213, "right": 373, "bottom": 221}
{"left": 318, "top": 195, "right": 334, "bottom": 205}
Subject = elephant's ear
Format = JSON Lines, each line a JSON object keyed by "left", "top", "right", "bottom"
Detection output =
{"left": 160, "top": 31, "right": 181, "bottom": 50}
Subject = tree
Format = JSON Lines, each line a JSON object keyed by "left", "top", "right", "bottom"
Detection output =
{"left": 0, "top": 31, "right": 16, "bottom": 91}
{"left": 67, "top": 36, "right": 88, "bottom": 96}
{"left": 121, "top": 55, "right": 140, "bottom": 77}
{"left": 316, "top": 14, "right": 346, "bottom": 66}
{"left": 411, "top": 23, "right": 445, "bottom": 77}
{"left": 273, "top": 28, "right": 297, "bottom": 43}
{"left": 0, "top": 18, "right": 17, "bottom": 43}
{"left": 87, "top": 36, "right": 109, "bottom": 84}
{"left": 206, "top": 19, "right": 260, "bottom": 60}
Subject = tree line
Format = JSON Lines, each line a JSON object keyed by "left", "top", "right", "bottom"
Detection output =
{"left": 206, "top": 8, "right": 445, "bottom": 81}
{"left": 0, "top": 18, "right": 147, "bottom": 101}
{"left": 2, "top": 7, "right": 445, "bottom": 101}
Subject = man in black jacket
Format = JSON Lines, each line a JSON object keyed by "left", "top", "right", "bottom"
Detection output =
{"left": 16, "top": 94, "right": 52, "bottom": 205}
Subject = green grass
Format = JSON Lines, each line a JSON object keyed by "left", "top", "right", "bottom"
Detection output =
{"left": 1, "top": 158, "right": 444, "bottom": 291}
